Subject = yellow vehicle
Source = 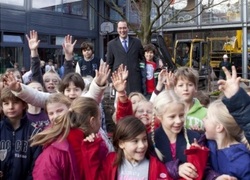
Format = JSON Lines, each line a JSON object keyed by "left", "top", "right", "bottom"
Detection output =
{"left": 208, "top": 30, "right": 250, "bottom": 77}
{"left": 173, "top": 38, "right": 209, "bottom": 70}
{"left": 174, "top": 30, "right": 249, "bottom": 78}
{"left": 173, "top": 38, "right": 210, "bottom": 89}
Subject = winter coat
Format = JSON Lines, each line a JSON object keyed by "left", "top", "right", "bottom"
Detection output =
{"left": 0, "top": 115, "right": 42, "bottom": 180}
{"left": 100, "top": 152, "right": 173, "bottom": 180}
{"left": 33, "top": 129, "right": 104, "bottom": 180}
{"left": 222, "top": 87, "right": 250, "bottom": 144}
{"left": 208, "top": 140, "right": 250, "bottom": 179}
{"left": 116, "top": 99, "right": 133, "bottom": 121}
{"left": 149, "top": 126, "right": 201, "bottom": 178}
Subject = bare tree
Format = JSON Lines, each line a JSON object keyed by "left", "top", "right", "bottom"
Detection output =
{"left": 89, "top": 0, "right": 228, "bottom": 44}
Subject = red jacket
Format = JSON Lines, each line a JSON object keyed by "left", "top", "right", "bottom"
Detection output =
{"left": 101, "top": 152, "right": 173, "bottom": 180}
{"left": 33, "top": 129, "right": 104, "bottom": 180}
{"left": 116, "top": 99, "right": 133, "bottom": 121}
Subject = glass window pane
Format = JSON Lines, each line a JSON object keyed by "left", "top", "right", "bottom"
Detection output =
{"left": 62, "top": 0, "right": 87, "bottom": 16}
{"left": 162, "top": 0, "right": 196, "bottom": 27}
{"left": 3, "top": 34, "right": 23, "bottom": 43}
{"left": 0, "top": 47, "right": 23, "bottom": 73}
{"left": 201, "top": 0, "right": 241, "bottom": 24}
{"left": 0, "top": 0, "right": 24, "bottom": 6}
{"left": 32, "top": 0, "right": 63, "bottom": 12}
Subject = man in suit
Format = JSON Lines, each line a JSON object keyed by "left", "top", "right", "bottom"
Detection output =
{"left": 106, "top": 20, "right": 145, "bottom": 94}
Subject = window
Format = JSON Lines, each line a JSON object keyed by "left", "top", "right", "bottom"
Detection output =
{"left": 3, "top": 34, "right": 23, "bottom": 43}
{"left": 32, "top": 0, "right": 87, "bottom": 17}
{"left": 0, "top": 0, "right": 24, "bottom": 6}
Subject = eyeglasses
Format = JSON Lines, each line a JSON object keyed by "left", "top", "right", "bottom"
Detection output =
{"left": 136, "top": 109, "right": 153, "bottom": 114}
{"left": 44, "top": 79, "right": 59, "bottom": 84}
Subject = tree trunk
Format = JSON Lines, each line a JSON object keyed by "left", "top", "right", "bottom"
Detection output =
{"left": 139, "top": 0, "right": 152, "bottom": 45}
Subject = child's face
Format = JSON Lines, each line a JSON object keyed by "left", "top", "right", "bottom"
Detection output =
{"left": 161, "top": 103, "right": 185, "bottom": 136}
{"left": 43, "top": 73, "right": 60, "bottom": 93}
{"left": 135, "top": 102, "right": 153, "bottom": 126}
{"left": 144, "top": 50, "right": 154, "bottom": 61}
{"left": 13, "top": 71, "right": 22, "bottom": 83}
{"left": 64, "top": 82, "right": 83, "bottom": 100}
{"left": 130, "top": 95, "right": 141, "bottom": 112}
{"left": 28, "top": 82, "right": 43, "bottom": 92}
{"left": 203, "top": 114, "right": 217, "bottom": 140}
{"left": 2, "top": 100, "right": 25, "bottom": 121}
{"left": 119, "top": 131, "right": 148, "bottom": 164}
{"left": 174, "top": 78, "right": 196, "bottom": 103}
{"left": 46, "top": 102, "right": 69, "bottom": 122}
{"left": 82, "top": 48, "right": 93, "bottom": 59}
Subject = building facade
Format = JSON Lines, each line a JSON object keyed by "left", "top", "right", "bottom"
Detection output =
{"left": 0, "top": 0, "right": 99, "bottom": 73}
{"left": 100, "top": 0, "right": 250, "bottom": 78}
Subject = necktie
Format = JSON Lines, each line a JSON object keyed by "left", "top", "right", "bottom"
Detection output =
{"left": 123, "top": 40, "right": 128, "bottom": 52}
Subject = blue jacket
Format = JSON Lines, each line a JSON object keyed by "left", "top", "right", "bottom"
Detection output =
{"left": 222, "top": 88, "right": 250, "bottom": 144}
{"left": 0, "top": 115, "right": 42, "bottom": 180}
{"left": 208, "top": 140, "right": 250, "bottom": 180}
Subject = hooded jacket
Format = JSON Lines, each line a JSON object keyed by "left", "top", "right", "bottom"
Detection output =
{"left": 0, "top": 115, "right": 42, "bottom": 180}
{"left": 222, "top": 87, "right": 250, "bottom": 144}
{"left": 208, "top": 140, "right": 250, "bottom": 179}
{"left": 186, "top": 98, "right": 207, "bottom": 130}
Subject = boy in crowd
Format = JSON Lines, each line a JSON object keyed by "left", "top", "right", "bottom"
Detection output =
{"left": 151, "top": 67, "right": 207, "bottom": 132}
{"left": 75, "top": 42, "right": 101, "bottom": 78}
{"left": 0, "top": 87, "right": 41, "bottom": 179}
{"left": 144, "top": 44, "right": 157, "bottom": 99}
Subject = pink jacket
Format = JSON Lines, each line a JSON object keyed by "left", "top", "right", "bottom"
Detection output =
{"left": 33, "top": 130, "right": 104, "bottom": 180}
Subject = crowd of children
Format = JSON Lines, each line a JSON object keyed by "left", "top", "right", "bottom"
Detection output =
{"left": 0, "top": 29, "right": 249, "bottom": 180}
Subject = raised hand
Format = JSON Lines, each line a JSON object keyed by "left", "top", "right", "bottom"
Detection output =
{"left": 117, "top": 64, "right": 128, "bottom": 80}
{"left": 26, "top": 30, "right": 40, "bottom": 57}
{"left": 217, "top": 66, "right": 241, "bottom": 98}
{"left": 164, "top": 70, "right": 175, "bottom": 90}
{"left": 155, "top": 69, "right": 167, "bottom": 91}
{"left": 62, "top": 35, "right": 77, "bottom": 60}
{"left": 3, "top": 72, "right": 22, "bottom": 92}
{"left": 94, "top": 62, "right": 110, "bottom": 86}
{"left": 111, "top": 70, "right": 127, "bottom": 93}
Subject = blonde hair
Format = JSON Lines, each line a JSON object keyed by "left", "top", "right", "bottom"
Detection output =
{"left": 31, "top": 97, "right": 99, "bottom": 147}
{"left": 174, "top": 67, "right": 199, "bottom": 89}
{"left": 207, "top": 99, "right": 250, "bottom": 150}
{"left": 128, "top": 92, "right": 147, "bottom": 101}
{"left": 43, "top": 68, "right": 61, "bottom": 81}
{"left": 45, "top": 93, "right": 71, "bottom": 114}
{"left": 152, "top": 90, "right": 189, "bottom": 161}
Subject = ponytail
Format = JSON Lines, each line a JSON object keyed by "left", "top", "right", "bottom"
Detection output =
{"left": 30, "top": 112, "right": 71, "bottom": 147}
{"left": 183, "top": 128, "right": 191, "bottom": 149}
{"left": 151, "top": 112, "right": 164, "bottom": 161}
{"left": 240, "top": 133, "right": 250, "bottom": 150}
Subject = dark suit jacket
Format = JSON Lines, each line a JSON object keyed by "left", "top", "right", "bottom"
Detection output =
{"left": 106, "top": 36, "right": 145, "bottom": 94}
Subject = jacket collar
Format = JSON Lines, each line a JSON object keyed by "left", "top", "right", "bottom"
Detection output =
{"left": 3, "top": 113, "right": 28, "bottom": 130}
